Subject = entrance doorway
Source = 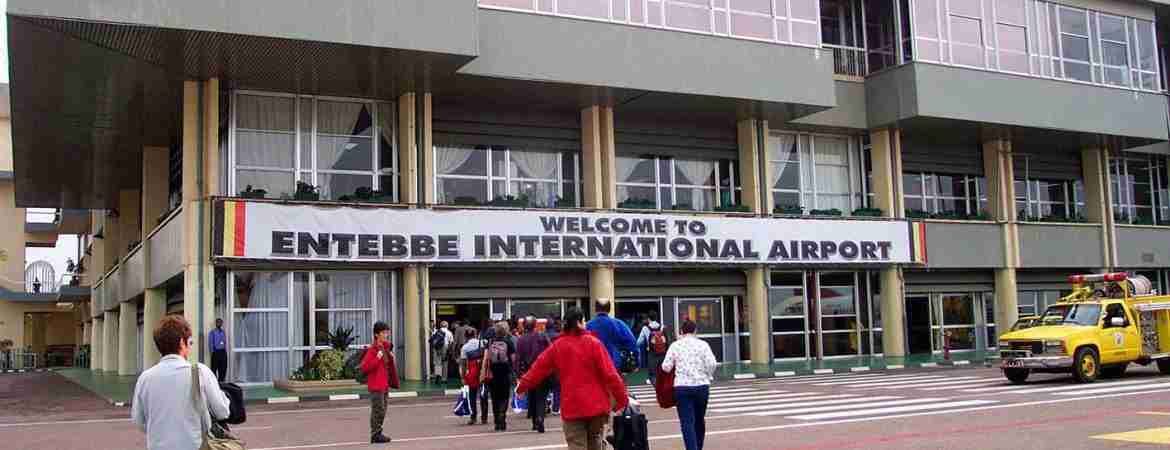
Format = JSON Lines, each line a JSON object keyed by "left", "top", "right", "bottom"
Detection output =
{"left": 906, "top": 295, "right": 933, "bottom": 354}
{"left": 615, "top": 299, "right": 662, "bottom": 339}
{"left": 433, "top": 302, "right": 492, "bottom": 330}
{"left": 508, "top": 301, "right": 563, "bottom": 321}
{"left": 677, "top": 298, "right": 725, "bottom": 362}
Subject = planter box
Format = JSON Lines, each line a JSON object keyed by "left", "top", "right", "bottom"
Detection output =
{"left": 274, "top": 378, "right": 362, "bottom": 393}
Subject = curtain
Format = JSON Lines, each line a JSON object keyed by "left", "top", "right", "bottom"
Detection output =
{"left": 435, "top": 145, "right": 479, "bottom": 176}
{"left": 235, "top": 272, "right": 289, "bottom": 309}
{"left": 234, "top": 312, "right": 289, "bottom": 348}
{"left": 324, "top": 273, "right": 373, "bottom": 346}
{"left": 236, "top": 95, "right": 295, "bottom": 131}
{"left": 316, "top": 101, "right": 371, "bottom": 136}
{"left": 769, "top": 134, "right": 798, "bottom": 190}
{"left": 233, "top": 351, "right": 290, "bottom": 383}
{"left": 377, "top": 272, "right": 395, "bottom": 326}
{"left": 510, "top": 149, "right": 560, "bottom": 180}
{"left": 292, "top": 273, "right": 310, "bottom": 347}
{"left": 236, "top": 95, "right": 296, "bottom": 169}
{"left": 674, "top": 159, "right": 715, "bottom": 186}
{"left": 616, "top": 156, "right": 647, "bottom": 184}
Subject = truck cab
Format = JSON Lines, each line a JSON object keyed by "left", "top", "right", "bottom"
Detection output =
{"left": 998, "top": 273, "right": 1170, "bottom": 384}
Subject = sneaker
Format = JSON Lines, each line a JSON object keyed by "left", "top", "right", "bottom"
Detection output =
{"left": 467, "top": 417, "right": 477, "bottom": 425}
{"left": 371, "top": 434, "right": 391, "bottom": 444}
{"left": 645, "top": 379, "right": 652, "bottom": 385}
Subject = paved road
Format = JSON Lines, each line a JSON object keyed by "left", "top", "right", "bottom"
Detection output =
{"left": 3, "top": 365, "right": 1170, "bottom": 449}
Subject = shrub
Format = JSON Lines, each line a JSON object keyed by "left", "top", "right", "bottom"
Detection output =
{"left": 290, "top": 349, "right": 347, "bottom": 381}
{"left": 774, "top": 204, "right": 803, "bottom": 215}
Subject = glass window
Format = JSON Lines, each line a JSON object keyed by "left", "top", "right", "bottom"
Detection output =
{"left": 1112, "top": 155, "right": 1169, "bottom": 225}
{"left": 435, "top": 146, "right": 578, "bottom": 208}
{"left": 768, "top": 132, "right": 862, "bottom": 215}
{"left": 232, "top": 93, "right": 393, "bottom": 201}
{"left": 616, "top": 155, "right": 737, "bottom": 211}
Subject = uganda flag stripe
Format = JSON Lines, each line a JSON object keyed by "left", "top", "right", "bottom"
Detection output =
{"left": 222, "top": 201, "right": 247, "bottom": 257}
{"left": 910, "top": 221, "right": 928, "bottom": 264}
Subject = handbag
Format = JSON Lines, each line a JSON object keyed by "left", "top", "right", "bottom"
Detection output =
{"left": 452, "top": 386, "right": 472, "bottom": 417}
{"left": 190, "top": 364, "right": 246, "bottom": 450}
{"left": 654, "top": 367, "right": 676, "bottom": 409}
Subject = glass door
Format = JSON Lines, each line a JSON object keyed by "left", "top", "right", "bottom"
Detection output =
{"left": 508, "top": 300, "right": 564, "bottom": 322}
{"left": 818, "top": 272, "right": 861, "bottom": 357}
{"left": 906, "top": 294, "right": 933, "bottom": 354}
{"left": 677, "top": 297, "right": 725, "bottom": 362}
{"left": 433, "top": 301, "right": 492, "bottom": 331}
{"left": 939, "top": 294, "right": 976, "bottom": 351}
{"left": 615, "top": 298, "right": 664, "bottom": 338}
{"left": 769, "top": 272, "right": 809, "bottom": 360}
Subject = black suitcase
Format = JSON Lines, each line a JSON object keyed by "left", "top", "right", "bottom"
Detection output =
{"left": 219, "top": 382, "right": 247, "bottom": 425}
{"left": 609, "top": 403, "right": 649, "bottom": 450}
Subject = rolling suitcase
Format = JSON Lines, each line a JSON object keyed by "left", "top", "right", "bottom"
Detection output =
{"left": 609, "top": 400, "right": 649, "bottom": 450}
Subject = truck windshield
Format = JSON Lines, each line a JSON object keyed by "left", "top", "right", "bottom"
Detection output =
{"left": 1040, "top": 304, "right": 1101, "bottom": 326}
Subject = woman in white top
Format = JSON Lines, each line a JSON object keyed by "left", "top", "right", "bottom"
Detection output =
{"left": 660, "top": 319, "right": 717, "bottom": 450}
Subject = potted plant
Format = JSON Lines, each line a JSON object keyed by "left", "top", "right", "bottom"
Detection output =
{"left": 671, "top": 203, "right": 695, "bottom": 211}
{"left": 553, "top": 196, "right": 575, "bottom": 209}
{"left": 618, "top": 198, "right": 656, "bottom": 210}
{"left": 452, "top": 196, "right": 482, "bottom": 206}
{"left": 714, "top": 204, "right": 751, "bottom": 213}
{"left": 239, "top": 185, "right": 267, "bottom": 199}
{"left": 809, "top": 208, "right": 843, "bottom": 216}
{"left": 905, "top": 209, "right": 931, "bottom": 219}
{"left": 293, "top": 182, "right": 320, "bottom": 201}
{"left": 851, "top": 207, "right": 883, "bottom": 217}
{"left": 774, "top": 204, "right": 803, "bottom": 215}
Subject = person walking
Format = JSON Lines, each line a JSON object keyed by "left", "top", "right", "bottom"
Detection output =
{"left": 518, "top": 307, "right": 628, "bottom": 450}
{"left": 645, "top": 322, "right": 669, "bottom": 386}
{"left": 635, "top": 313, "right": 661, "bottom": 383}
{"left": 458, "top": 328, "right": 488, "bottom": 425}
{"left": 586, "top": 298, "right": 637, "bottom": 373}
{"left": 360, "top": 321, "right": 399, "bottom": 444}
{"left": 131, "top": 315, "right": 231, "bottom": 450}
{"left": 208, "top": 318, "right": 228, "bottom": 382}
{"left": 429, "top": 321, "right": 454, "bottom": 384}
{"left": 516, "top": 316, "right": 552, "bottom": 433}
{"left": 661, "top": 320, "right": 717, "bottom": 450}
{"left": 544, "top": 316, "right": 562, "bottom": 415}
{"left": 483, "top": 321, "right": 516, "bottom": 431}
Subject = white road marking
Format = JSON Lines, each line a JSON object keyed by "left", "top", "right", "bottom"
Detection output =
{"left": 267, "top": 397, "right": 299, "bottom": 404}
{"left": 963, "top": 378, "right": 1168, "bottom": 394}
{"left": 774, "top": 371, "right": 797, "bottom": 377}
{"left": 706, "top": 393, "right": 847, "bottom": 408}
{"left": 493, "top": 388, "right": 1170, "bottom": 450}
{"left": 709, "top": 395, "right": 875, "bottom": 413}
{"left": 918, "top": 380, "right": 1006, "bottom": 391}
{"left": 702, "top": 391, "right": 819, "bottom": 402}
{"left": 850, "top": 367, "right": 871, "bottom": 372}
{"left": 844, "top": 376, "right": 983, "bottom": 389}
{"left": 788, "top": 399, "right": 997, "bottom": 420}
{"left": 734, "top": 373, "right": 757, "bottom": 379}
{"left": 1052, "top": 381, "right": 1170, "bottom": 396}
{"left": 813, "top": 369, "right": 835, "bottom": 374}
{"left": 327, "top": 394, "right": 359, "bottom": 401}
{"left": 769, "top": 374, "right": 891, "bottom": 385}
{"left": 887, "top": 365, "right": 905, "bottom": 370}
{"left": 919, "top": 362, "right": 939, "bottom": 368}
{"left": 746, "top": 397, "right": 945, "bottom": 417}
{"left": 810, "top": 375, "right": 949, "bottom": 386}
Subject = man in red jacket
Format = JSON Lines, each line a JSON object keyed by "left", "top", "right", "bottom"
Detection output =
{"left": 518, "top": 307, "right": 628, "bottom": 450}
{"left": 361, "top": 321, "right": 398, "bottom": 444}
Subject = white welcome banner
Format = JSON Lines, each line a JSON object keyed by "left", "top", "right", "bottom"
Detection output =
{"left": 218, "top": 200, "right": 927, "bottom": 265}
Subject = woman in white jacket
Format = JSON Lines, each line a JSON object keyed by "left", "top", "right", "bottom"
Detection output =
{"left": 660, "top": 319, "right": 717, "bottom": 450}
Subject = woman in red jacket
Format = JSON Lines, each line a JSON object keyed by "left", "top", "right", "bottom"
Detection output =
{"left": 517, "top": 307, "right": 628, "bottom": 450}
{"left": 360, "top": 321, "right": 399, "bottom": 444}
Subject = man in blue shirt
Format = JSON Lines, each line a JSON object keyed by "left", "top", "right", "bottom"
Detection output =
{"left": 208, "top": 318, "right": 228, "bottom": 381}
{"left": 586, "top": 298, "right": 637, "bottom": 372}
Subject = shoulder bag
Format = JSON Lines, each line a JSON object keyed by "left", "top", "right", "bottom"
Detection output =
{"left": 191, "top": 364, "right": 247, "bottom": 450}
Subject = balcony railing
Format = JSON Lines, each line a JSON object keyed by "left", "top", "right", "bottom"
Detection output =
{"left": 825, "top": 44, "right": 867, "bottom": 77}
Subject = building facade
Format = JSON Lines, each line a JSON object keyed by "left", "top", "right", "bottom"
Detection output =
{"left": 9, "top": 0, "right": 1170, "bottom": 383}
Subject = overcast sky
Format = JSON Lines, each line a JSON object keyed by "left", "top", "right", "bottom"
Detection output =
{"left": 4, "top": 0, "right": 81, "bottom": 288}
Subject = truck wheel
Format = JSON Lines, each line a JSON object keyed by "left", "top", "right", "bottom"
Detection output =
{"left": 1003, "top": 368, "right": 1030, "bottom": 384}
{"left": 1158, "top": 359, "right": 1170, "bottom": 375}
{"left": 1101, "top": 364, "right": 1128, "bottom": 378}
{"left": 1072, "top": 347, "right": 1100, "bottom": 383}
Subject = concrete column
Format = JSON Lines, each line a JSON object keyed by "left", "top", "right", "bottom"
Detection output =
{"left": 181, "top": 79, "right": 219, "bottom": 363}
{"left": 737, "top": 119, "right": 768, "bottom": 213}
{"left": 1081, "top": 145, "right": 1115, "bottom": 268}
{"left": 983, "top": 130, "right": 1020, "bottom": 339}
{"left": 142, "top": 288, "right": 165, "bottom": 369}
{"left": 119, "top": 189, "right": 141, "bottom": 249}
{"left": 90, "top": 317, "right": 103, "bottom": 370}
{"left": 142, "top": 146, "right": 170, "bottom": 238}
{"left": 118, "top": 302, "right": 137, "bottom": 375}
{"left": 581, "top": 105, "right": 616, "bottom": 209}
{"left": 879, "top": 268, "right": 906, "bottom": 357}
{"left": 402, "top": 265, "right": 430, "bottom": 381}
{"left": 993, "top": 269, "right": 1019, "bottom": 342}
{"left": 589, "top": 265, "right": 616, "bottom": 315}
{"left": 103, "top": 311, "right": 118, "bottom": 373}
{"left": 744, "top": 266, "right": 770, "bottom": 364}
{"left": 868, "top": 128, "right": 904, "bottom": 218}
{"left": 421, "top": 93, "right": 434, "bottom": 205}
{"left": 82, "top": 320, "right": 91, "bottom": 345}
{"left": 397, "top": 92, "right": 432, "bottom": 204}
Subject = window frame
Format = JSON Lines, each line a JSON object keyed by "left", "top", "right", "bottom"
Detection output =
{"left": 229, "top": 90, "right": 396, "bottom": 201}
{"left": 433, "top": 145, "right": 581, "bottom": 208}
{"left": 615, "top": 155, "right": 738, "bottom": 211}
{"left": 1111, "top": 154, "right": 1168, "bottom": 224}
{"left": 901, "top": 171, "right": 986, "bottom": 217}
{"left": 769, "top": 131, "right": 864, "bottom": 214}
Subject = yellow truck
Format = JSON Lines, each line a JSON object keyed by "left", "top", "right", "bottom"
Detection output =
{"left": 998, "top": 273, "right": 1170, "bottom": 384}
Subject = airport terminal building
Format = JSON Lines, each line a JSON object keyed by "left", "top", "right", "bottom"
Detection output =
{"left": 10, "top": 0, "right": 1170, "bottom": 383}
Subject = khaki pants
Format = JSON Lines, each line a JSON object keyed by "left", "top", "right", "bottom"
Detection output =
{"left": 369, "top": 391, "right": 388, "bottom": 437}
{"left": 563, "top": 415, "right": 608, "bottom": 450}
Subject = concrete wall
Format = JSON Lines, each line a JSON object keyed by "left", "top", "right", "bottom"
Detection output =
{"left": 460, "top": 9, "right": 837, "bottom": 107}
{"left": 1115, "top": 226, "right": 1170, "bottom": 268}
{"left": 924, "top": 222, "right": 1005, "bottom": 268}
{"left": 1018, "top": 224, "right": 1106, "bottom": 268}
{"left": 0, "top": 180, "right": 25, "bottom": 292}
{"left": 0, "top": 302, "right": 72, "bottom": 351}
{"left": 147, "top": 209, "right": 184, "bottom": 288}
{"left": 791, "top": 80, "right": 867, "bottom": 130}
{"left": 122, "top": 248, "right": 144, "bottom": 303}
{"left": 8, "top": 0, "right": 479, "bottom": 57}
{"left": 0, "top": 119, "right": 11, "bottom": 172}
{"left": 868, "top": 63, "right": 1169, "bottom": 141}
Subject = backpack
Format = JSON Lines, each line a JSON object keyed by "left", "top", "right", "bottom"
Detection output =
{"left": 488, "top": 340, "right": 510, "bottom": 365}
{"left": 649, "top": 330, "right": 668, "bottom": 355}
{"left": 429, "top": 330, "right": 447, "bottom": 351}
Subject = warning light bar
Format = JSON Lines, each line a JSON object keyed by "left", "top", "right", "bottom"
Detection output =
{"left": 1068, "top": 273, "right": 1129, "bottom": 283}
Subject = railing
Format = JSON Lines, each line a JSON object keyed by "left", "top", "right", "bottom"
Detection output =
{"left": 825, "top": 44, "right": 868, "bottom": 77}
{"left": 0, "top": 351, "right": 40, "bottom": 370}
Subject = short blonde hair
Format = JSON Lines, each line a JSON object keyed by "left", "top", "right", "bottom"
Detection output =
{"left": 493, "top": 321, "right": 510, "bottom": 337}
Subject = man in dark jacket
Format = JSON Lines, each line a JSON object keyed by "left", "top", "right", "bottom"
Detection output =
{"left": 586, "top": 298, "right": 637, "bottom": 372}
{"left": 516, "top": 316, "right": 552, "bottom": 433}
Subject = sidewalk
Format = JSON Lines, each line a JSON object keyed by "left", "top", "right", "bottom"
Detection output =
{"left": 58, "top": 351, "right": 998, "bottom": 406}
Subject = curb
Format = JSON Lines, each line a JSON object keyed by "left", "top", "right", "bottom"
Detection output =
{"left": 0, "top": 368, "right": 55, "bottom": 375}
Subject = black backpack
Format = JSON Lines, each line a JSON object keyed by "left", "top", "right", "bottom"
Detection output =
{"left": 608, "top": 404, "right": 649, "bottom": 450}
{"left": 218, "top": 382, "right": 246, "bottom": 425}
{"left": 429, "top": 330, "right": 447, "bottom": 351}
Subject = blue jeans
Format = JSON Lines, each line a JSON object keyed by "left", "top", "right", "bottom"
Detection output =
{"left": 674, "top": 385, "right": 709, "bottom": 450}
